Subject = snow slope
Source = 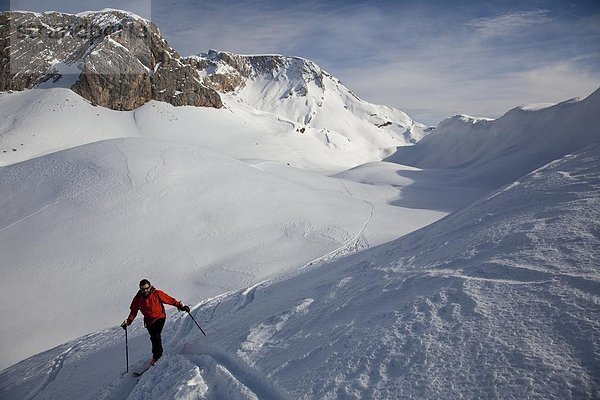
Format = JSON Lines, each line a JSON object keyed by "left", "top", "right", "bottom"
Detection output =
{"left": 0, "top": 89, "right": 139, "bottom": 165}
{"left": 0, "top": 137, "right": 445, "bottom": 370}
{"left": 1, "top": 9, "right": 598, "bottom": 398}
{"left": 334, "top": 161, "right": 490, "bottom": 212}
{"left": 0, "top": 87, "right": 418, "bottom": 171}
{"left": 194, "top": 50, "right": 427, "bottom": 150}
{"left": 1, "top": 144, "right": 598, "bottom": 399}
{"left": 388, "top": 87, "right": 600, "bottom": 188}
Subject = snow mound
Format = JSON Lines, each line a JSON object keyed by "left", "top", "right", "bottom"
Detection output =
{"left": 2, "top": 145, "right": 598, "bottom": 399}
{"left": 0, "top": 89, "right": 139, "bottom": 166}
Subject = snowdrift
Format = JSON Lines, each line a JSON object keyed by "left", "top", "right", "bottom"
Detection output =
{"left": 2, "top": 145, "right": 598, "bottom": 399}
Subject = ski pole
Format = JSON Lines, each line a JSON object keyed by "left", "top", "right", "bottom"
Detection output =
{"left": 187, "top": 311, "right": 207, "bottom": 336}
{"left": 125, "top": 326, "right": 129, "bottom": 373}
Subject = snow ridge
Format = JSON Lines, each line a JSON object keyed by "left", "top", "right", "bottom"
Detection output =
{"left": 389, "top": 87, "right": 600, "bottom": 188}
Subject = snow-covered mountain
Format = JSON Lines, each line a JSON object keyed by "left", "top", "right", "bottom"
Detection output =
{"left": 388, "top": 88, "right": 600, "bottom": 188}
{"left": 1, "top": 144, "right": 598, "bottom": 399}
{"left": 1, "top": 7, "right": 600, "bottom": 399}
{"left": 1, "top": 10, "right": 426, "bottom": 170}
{"left": 191, "top": 50, "right": 426, "bottom": 146}
{"left": 0, "top": 85, "right": 420, "bottom": 170}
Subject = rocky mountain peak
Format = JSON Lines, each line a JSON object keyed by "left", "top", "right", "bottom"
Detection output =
{"left": 186, "top": 50, "right": 329, "bottom": 97}
{"left": 186, "top": 49, "right": 425, "bottom": 145}
{"left": 0, "top": 10, "right": 222, "bottom": 110}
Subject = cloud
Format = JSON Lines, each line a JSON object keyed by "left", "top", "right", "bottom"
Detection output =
{"left": 467, "top": 9, "right": 553, "bottom": 38}
{"left": 154, "top": 0, "right": 396, "bottom": 64}
{"left": 344, "top": 58, "right": 600, "bottom": 125}
{"left": 3, "top": 0, "right": 599, "bottom": 126}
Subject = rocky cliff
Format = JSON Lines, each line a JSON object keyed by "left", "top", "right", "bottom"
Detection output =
{"left": 0, "top": 10, "right": 222, "bottom": 110}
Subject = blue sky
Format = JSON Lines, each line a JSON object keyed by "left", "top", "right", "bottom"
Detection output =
{"left": 4, "top": 0, "right": 600, "bottom": 125}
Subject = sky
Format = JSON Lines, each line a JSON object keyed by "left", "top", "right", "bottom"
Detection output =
{"left": 3, "top": 0, "right": 600, "bottom": 125}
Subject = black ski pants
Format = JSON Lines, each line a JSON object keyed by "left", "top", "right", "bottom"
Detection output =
{"left": 146, "top": 318, "right": 166, "bottom": 360}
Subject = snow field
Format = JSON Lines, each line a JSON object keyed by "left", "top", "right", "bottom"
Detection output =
{"left": 3, "top": 145, "right": 596, "bottom": 399}
{"left": 2, "top": 147, "right": 599, "bottom": 399}
{"left": 0, "top": 40, "right": 598, "bottom": 399}
{"left": 0, "top": 89, "right": 138, "bottom": 166}
{"left": 0, "top": 136, "right": 446, "bottom": 370}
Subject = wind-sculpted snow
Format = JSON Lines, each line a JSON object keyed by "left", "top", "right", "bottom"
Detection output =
{"left": 1, "top": 145, "right": 598, "bottom": 398}
{"left": 389, "top": 87, "right": 600, "bottom": 188}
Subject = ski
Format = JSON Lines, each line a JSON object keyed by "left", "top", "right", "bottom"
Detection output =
{"left": 130, "top": 359, "right": 154, "bottom": 377}
{"left": 132, "top": 365, "right": 151, "bottom": 377}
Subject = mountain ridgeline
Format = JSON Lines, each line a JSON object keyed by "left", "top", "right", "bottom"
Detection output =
{"left": 0, "top": 9, "right": 425, "bottom": 146}
{"left": 389, "top": 88, "right": 600, "bottom": 188}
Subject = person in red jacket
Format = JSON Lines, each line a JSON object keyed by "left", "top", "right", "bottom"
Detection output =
{"left": 121, "top": 279, "right": 190, "bottom": 365}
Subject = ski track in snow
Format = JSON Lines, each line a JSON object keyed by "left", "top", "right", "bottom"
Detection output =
{"left": 299, "top": 201, "right": 372, "bottom": 270}
{"left": 24, "top": 342, "right": 81, "bottom": 400}
{"left": 182, "top": 342, "right": 291, "bottom": 400}
{"left": 96, "top": 319, "right": 291, "bottom": 400}
{"left": 300, "top": 180, "right": 373, "bottom": 271}
{"left": 0, "top": 175, "right": 115, "bottom": 234}
{"left": 94, "top": 372, "right": 143, "bottom": 400}
{"left": 0, "top": 199, "right": 61, "bottom": 234}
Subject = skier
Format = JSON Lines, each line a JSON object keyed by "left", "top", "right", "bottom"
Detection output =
{"left": 121, "top": 279, "right": 190, "bottom": 365}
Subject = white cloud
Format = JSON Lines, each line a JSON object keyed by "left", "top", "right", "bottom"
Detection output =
{"left": 467, "top": 9, "right": 553, "bottom": 38}
{"left": 344, "top": 58, "right": 600, "bottom": 125}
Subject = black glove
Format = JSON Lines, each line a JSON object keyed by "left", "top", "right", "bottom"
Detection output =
{"left": 179, "top": 305, "right": 191, "bottom": 313}
{"left": 120, "top": 320, "right": 128, "bottom": 330}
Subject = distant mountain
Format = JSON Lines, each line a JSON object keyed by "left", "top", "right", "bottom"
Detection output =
{"left": 388, "top": 88, "right": 600, "bottom": 188}
{"left": 189, "top": 50, "right": 427, "bottom": 145}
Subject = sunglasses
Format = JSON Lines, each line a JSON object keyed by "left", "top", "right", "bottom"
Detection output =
{"left": 140, "top": 286, "right": 151, "bottom": 292}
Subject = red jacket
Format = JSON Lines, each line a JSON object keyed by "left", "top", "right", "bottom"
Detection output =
{"left": 127, "top": 287, "right": 183, "bottom": 326}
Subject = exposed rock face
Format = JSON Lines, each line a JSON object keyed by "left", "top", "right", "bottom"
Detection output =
{"left": 0, "top": 10, "right": 222, "bottom": 110}
{"left": 186, "top": 49, "right": 326, "bottom": 96}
